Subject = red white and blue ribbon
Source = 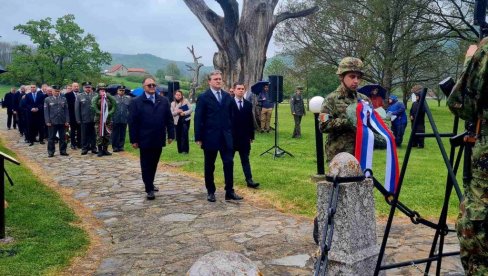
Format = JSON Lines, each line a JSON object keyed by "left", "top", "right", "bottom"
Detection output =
{"left": 355, "top": 100, "right": 399, "bottom": 194}
{"left": 99, "top": 95, "right": 108, "bottom": 136}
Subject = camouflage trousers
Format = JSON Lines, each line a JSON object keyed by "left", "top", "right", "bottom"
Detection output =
{"left": 325, "top": 132, "right": 355, "bottom": 163}
{"left": 95, "top": 121, "right": 112, "bottom": 147}
{"left": 456, "top": 158, "right": 488, "bottom": 275}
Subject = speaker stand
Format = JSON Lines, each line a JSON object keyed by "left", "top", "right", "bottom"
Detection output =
{"left": 260, "top": 102, "right": 293, "bottom": 159}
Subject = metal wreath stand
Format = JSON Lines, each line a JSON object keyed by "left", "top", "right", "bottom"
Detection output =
{"left": 314, "top": 87, "right": 465, "bottom": 275}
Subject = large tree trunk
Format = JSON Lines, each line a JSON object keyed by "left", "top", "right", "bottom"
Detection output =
{"left": 183, "top": 0, "right": 317, "bottom": 90}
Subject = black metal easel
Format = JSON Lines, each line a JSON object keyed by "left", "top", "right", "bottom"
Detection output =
{"left": 374, "top": 88, "right": 463, "bottom": 275}
{"left": 260, "top": 81, "right": 293, "bottom": 159}
{"left": 0, "top": 151, "right": 20, "bottom": 239}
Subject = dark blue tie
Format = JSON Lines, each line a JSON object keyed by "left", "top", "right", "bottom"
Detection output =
{"left": 33, "top": 93, "right": 36, "bottom": 102}
{"left": 216, "top": 91, "right": 221, "bottom": 103}
{"left": 149, "top": 95, "right": 154, "bottom": 103}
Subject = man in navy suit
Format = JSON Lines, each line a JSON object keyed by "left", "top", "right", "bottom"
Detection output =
{"left": 232, "top": 82, "right": 259, "bottom": 189}
{"left": 25, "top": 84, "right": 46, "bottom": 145}
{"left": 129, "top": 77, "right": 175, "bottom": 200}
{"left": 195, "top": 70, "right": 243, "bottom": 202}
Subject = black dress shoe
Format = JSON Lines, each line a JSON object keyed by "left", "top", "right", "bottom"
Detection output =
{"left": 153, "top": 186, "right": 159, "bottom": 192}
{"left": 48, "top": 153, "right": 54, "bottom": 157}
{"left": 60, "top": 152, "right": 69, "bottom": 156}
{"left": 39, "top": 141, "right": 45, "bottom": 144}
{"left": 112, "top": 148, "right": 120, "bottom": 152}
{"left": 225, "top": 192, "right": 243, "bottom": 201}
{"left": 207, "top": 193, "right": 216, "bottom": 202}
{"left": 29, "top": 142, "right": 34, "bottom": 146}
{"left": 81, "top": 150, "right": 88, "bottom": 155}
{"left": 147, "top": 191, "right": 155, "bottom": 200}
{"left": 246, "top": 179, "right": 260, "bottom": 189}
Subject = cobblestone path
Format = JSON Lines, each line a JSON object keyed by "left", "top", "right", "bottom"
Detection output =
{"left": 0, "top": 111, "right": 464, "bottom": 275}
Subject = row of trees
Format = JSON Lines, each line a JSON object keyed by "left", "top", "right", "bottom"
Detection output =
{"left": 1, "top": 14, "right": 111, "bottom": 86}
{"left": 273, "top": 0, "right": 480, "bottom": 103}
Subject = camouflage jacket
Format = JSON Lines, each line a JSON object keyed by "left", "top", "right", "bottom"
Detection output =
{"left": 91, "top": 94, "right": 117, "bottom": 122}
{"left": 319, "top": 84, "right": 369, "bottom": 134}
{"left": 448, "top": 38, "right": 488, "bottom": 220}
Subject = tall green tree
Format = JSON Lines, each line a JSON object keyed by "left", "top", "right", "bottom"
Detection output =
{"left": 276, "top": 0, "right": 457, "bottom": 103}
{"left": 6, "top": 14, "right": 111, "bottom": 85}
{"left": 165, "top": 62, "right": 181, "bottom": 80}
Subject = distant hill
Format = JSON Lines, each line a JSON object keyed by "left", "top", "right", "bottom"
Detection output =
{"left": 107, "top": 53, "right": 214, "bottom": 78}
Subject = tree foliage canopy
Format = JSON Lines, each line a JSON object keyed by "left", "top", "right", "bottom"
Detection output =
{"left": 275, "top": 0, "right": 476, "bottom": 102}
{"left": 4, "top": 14, "right": 111, "bottom": 85}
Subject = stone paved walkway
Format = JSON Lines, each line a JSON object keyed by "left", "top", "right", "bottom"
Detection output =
{"left": 0, "top": 111, "right": 464, "bottom": 275}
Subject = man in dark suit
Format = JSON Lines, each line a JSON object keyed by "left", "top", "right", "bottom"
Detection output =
{"left": 129, "top": 77, "right": 174, "bottom": 200}
{"left": 65, "top": 82, "right": 81, "bottom": 149}
{"left": 194, "top": 70, "right": 243, "bottom": 202}
{"left": 25, "top": 84, "right": 46, "bottom": 145}
{"left": 232, "top": 82, "right": 259, "bottom": 189}
{"left": 4, "top": 87, "right": 17, "bottom": 130}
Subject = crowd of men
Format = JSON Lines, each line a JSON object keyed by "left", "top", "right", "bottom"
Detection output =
{"left": 2, "top": 82, "right": 131, "bottom": 157}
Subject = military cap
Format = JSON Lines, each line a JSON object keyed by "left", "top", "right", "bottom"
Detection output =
{"left": 336, "top": 57, "right": 364, "bottom": 75}
{"left": 410, "top": 84, "right": 423, "bottom": 94}
{"left": 117, "top": 85, "right": 126, "bottom": 90}
{"left": 96, "top": 83, "right": 107, "bottom": 92}
{"left": 51, "top": 85, "right": 61, "bottom": 90}
{"left": 82, "top": 81, "right": 92, "bottom": 87}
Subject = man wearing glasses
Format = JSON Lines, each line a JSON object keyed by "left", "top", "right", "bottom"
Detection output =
{"left": 129, "top": 77, "right": 174, "bottom": 200}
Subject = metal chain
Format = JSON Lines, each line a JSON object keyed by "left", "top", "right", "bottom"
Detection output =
{"left": 410, "top": 262, "right": 424, "bottom": 274}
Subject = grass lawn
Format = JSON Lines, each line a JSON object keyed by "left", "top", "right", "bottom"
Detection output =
{"left": 0, "top": 140, "right": 88, "bottom": 275}
{"left": 127, "top": 99, "right": 464, "bottom": 220}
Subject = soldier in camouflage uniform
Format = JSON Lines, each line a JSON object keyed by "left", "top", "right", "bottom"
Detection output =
{"left": 43, "top": 85, "right": 69, "bottom": 157}
{"left": 448, "top": 38, "right": 488, "bottom": 275}
{"left": 92, "top": 83, "right": 116, "bottom": 157}
{"left": 290, "top": 86, "right": 306, "bottom": 138}
{"left": 319, "top": 57, "right": 369, "bottom": 163}
{"left": 111, "top": 85, "right": 131, "bottom": 152}
{"left": 75, "top": 82, "right": 98, "bottom": 155}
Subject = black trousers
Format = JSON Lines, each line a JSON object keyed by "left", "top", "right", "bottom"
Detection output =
{"left": 69, "top": 121, "right": 81, "bottom": 147}
{"left": 204, "top": 148, "right": 234, "bottom": 194}
{"left": 139, "top": 147, "right": 162, "bottom": 193}
{"left": 175, "top": 119, "right": 190, "bottom": 153}
{"left": 234, "top": 148, "right": 252, "bottom": 181}
{"left": 111, "top": 123, "right": 127, "bottom": 150}
{"left": 47, "top": 125, "right": 67, "bottom": 154}
{"left": 293, "top": 115, "right": 302, "bottom": 137}
{"left": 7, "top": 111, "right": 17, "bottom": 129}
{"left": 80, "top": 122, "right": 96, "bottom": 150}
{"left": 28, "top": 112, "right": 45, "bottom": 143}
{"left": 18, "top": 111, "right": 27, "bottom": 136}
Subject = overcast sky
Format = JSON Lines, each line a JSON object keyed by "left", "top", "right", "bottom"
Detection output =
{"left": 0, "top": 0, "right": 280, "bottom": 66}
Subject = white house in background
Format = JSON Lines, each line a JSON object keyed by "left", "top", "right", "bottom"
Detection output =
{"left": 106, "top": 64, "right": 128, "bottom": 76}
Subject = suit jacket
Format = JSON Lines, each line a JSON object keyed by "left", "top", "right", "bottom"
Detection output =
{"left": 24, "top": 92, "right": 45, "bottom": 118}
{"left": 194, "top": 89, "right": 233, "bottom": 150}
{"left": 64, "top": 91, "right": 77, "bottom": 123}
{"left": 232, "top": 98, "right": 254, "bottom": 151}
{"left": 128, "top": 93, "right": 175, "bottom": 149}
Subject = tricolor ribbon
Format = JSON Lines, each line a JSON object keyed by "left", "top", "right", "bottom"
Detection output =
{"left": 99, "top": 95, "right": 109, "bottom": 136}
{"left": 355, "top": 100, "right": 399, "bottom": 194}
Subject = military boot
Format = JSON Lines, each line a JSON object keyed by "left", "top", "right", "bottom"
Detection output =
{"left": 97, "top": 146, "right": 104, "bottom": 157}
{"left": 91, "top": 146, "right": 98, "bottom": 154}
{"left": 103, "top": 146, "right": 112, "bottom": 156}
